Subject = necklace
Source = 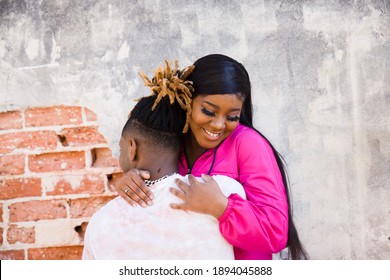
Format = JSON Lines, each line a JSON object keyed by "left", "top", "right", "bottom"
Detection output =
{"left": 144, "top": 172, "right": 178, "bottom": 187}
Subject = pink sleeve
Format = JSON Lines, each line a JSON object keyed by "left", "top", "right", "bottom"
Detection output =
{"left": 217, "top": 130, "right": 289, "bottom": 254}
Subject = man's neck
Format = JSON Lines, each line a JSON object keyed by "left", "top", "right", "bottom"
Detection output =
{"left": 147, "top": 166, "right": 178, "bottom": 181}
{"left": 142, "top": 153, "right": 178, "bottom": 181}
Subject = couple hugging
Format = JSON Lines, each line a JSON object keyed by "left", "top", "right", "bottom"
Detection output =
{"left": 82, "top": 54, "right": 307, "bottom": 260}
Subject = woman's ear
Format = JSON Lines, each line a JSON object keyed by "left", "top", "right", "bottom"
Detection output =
{"left": 128, "top": 138, "right": 137, "bottom": 161}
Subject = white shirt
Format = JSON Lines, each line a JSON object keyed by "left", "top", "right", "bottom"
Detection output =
{"left": 82, "top": 174, "right": 246, "bottom": 260}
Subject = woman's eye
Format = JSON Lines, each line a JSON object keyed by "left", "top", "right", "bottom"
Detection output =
{"left": 201, "top": 108, "right": 215, "bottom": 117}
{"left": 227, "top": 115, "right": 240, "bottom": 122}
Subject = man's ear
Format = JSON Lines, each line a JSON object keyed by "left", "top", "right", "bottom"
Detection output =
{"left": 128, "top": 138, "right": 137, "bottom": 161}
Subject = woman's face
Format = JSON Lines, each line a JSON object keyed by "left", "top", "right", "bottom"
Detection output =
{"left": 189, "top": 94, "right": 244, "bottom": 149}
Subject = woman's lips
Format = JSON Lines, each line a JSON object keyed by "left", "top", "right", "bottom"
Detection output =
{"left": 202, "top": 127, "right": 222, "bottom": 139}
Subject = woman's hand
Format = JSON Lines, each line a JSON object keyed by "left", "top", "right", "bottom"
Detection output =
{"left": 114, "top": 168, "right": 153, "bottom": 207}
{"left": 170, "top": 174, "right": 228, "bottom": 219}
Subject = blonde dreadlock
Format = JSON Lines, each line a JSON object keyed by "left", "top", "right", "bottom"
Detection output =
{"left": 138, "top": 60, "right": 195, "bottom": 133}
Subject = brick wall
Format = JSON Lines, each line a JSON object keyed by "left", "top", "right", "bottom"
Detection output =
{"left": 0, "top": 106, "right": 122, "bottom": 260}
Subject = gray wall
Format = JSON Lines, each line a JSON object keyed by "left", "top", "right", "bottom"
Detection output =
{"left": 0, "top": 0, "right": 389, "bottom": 259}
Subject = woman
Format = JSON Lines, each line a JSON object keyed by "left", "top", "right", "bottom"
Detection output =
{"left": 115, "top": 54, "right": 308, "bottom": 260}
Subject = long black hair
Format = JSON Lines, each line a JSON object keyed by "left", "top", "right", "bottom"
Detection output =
{"left": 187, "top": 54, "right": 308, "bottom": 260}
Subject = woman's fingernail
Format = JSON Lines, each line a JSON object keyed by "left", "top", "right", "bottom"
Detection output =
{"left": 141, "top": 202, "right": 147, "bottom": 208}
{"left": 147, "top": 201, "right": 152, "bottom": 206}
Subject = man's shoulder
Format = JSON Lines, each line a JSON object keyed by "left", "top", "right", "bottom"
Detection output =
{"left": 212, "top": 175, "right": 246, "bottom": 199}
{"left": 179, "top": 174, "right": 246, "bottom": 199}
{"left": 88, "top": 197, "right": 127, "bottom": 226}
{"left": 165, "top": 174, "right": 246, "bottom": 199}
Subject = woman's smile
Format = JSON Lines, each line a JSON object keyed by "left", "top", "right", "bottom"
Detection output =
{"left": 202, "top": 127, "right": 222, "bottom": 139}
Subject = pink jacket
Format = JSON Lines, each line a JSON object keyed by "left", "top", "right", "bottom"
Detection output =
{"left": 178, "top": 123, "right": 288, "bottom": 260}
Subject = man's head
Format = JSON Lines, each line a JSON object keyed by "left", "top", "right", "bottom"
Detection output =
{"left": 119, "top": 95, "right": 186, "bottom": 173}
{"left": 119, "top": 60, "right": 194, "bottom": 173}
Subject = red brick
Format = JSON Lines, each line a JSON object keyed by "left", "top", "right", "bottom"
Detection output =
{"left": 92, "top": 148, "right": 120, "bottom": 168}
{"left": 84, "top": 108, "right": 98, "bottom": 122}
{"left": 25, "top": 106, "right": 82, "bottom": 127}
{"left": 58, "top": 127, "right": 107, "bottom": 147}
{"left": 0, "top": 250, "right": 25, "bottom": 260}
{"left": 0, "top": 111, "right": 23, "bottom": 130}
{"left": 0, "top": 154, "right": 25, "bottom": 175}
{"left": 9, "top": 199, "right": 67, "bottom": 222}
{"left": 7, "top": 225, "right": 35, "bottom": 244}
{"left": 28, "top": 246, "right": 83, "bottom": 260}
{"left": 0, "top": 130, "right": 58, "bottom": 154}
{"left": 0, "top": 177, "right": 41, "bottom": 200}
{"left": 70, "top": 195, "right": 115, "bottom": 218}
{"left": 0, "top": 203, "right": 3, "bottom": 222}
{"left": 46, "top": 174, "right": 105, "bottom": 195}
{"left": 0, "top": 227, "right": 3, "bottom": 246}
{"left": 28, "top": 151, "right": 85, "bottom": 172}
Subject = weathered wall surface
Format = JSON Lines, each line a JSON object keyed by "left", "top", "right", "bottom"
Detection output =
{"left": 0, "top": 0, "right": 389, "bottom": 259}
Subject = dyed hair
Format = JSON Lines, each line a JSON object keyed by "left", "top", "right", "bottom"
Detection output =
{"left": 187, "top": 54, "right": 308, "bottom": 260}
{"left": 122, "top": 60, "right": 194, "bottom": 149}
{"left": 138, "top": 60, "right": 194, "bottom": 133}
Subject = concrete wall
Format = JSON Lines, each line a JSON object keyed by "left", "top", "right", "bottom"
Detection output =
{"left": 0, "top": 0, "right": 389, "bottom": 259}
